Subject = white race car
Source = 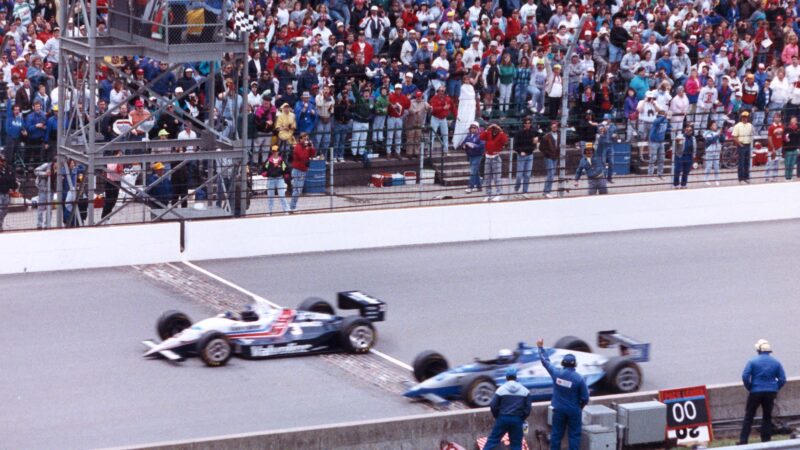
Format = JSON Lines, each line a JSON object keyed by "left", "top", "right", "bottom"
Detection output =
{"left": 143, "top": 291, "right": 387, "bottom": 366}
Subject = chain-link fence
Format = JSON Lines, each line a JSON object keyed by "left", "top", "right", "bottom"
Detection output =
{"left": 108, "top": 0, "right": 227, "bottom": 46}
{"left": 1, "top": 112, "right": 791, "bottom": 232}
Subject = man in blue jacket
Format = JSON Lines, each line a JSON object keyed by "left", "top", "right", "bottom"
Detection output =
{"left": 538, "top": 338, "right": 589, "bottom": 450}
{"left": 739, "top": 339, "right": 786, "bottom": 445}
{"left": 25, "top": 101, "right": 48, "bottom": 162}
{"left": 484, "top": 366, "right": 531, "bottom": 450}
{"left": 4, "top": 104, "right": 25, "bottom": 165}
{"left": 648, "top": 109, "right": 670, "bottom": 181}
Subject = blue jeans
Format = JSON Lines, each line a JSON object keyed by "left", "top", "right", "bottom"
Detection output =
{"left": 485, "top": 415, "right": 523, "bottom": 450}
{"left": 737, "top": 144, "right": 751, "bottom": 181}
{"left": 267, "top": 176, "right": 289, "bottom": 213}
{"left": 609, "top": 44, "right": 623, "bottom": 63}
{"left": 352, "top": 121, "right": 369, "bottom": 156}
{"left": 468, "top": 155, "right": 482, "bottom": 189}
{"left": 529, "top": 85, "right": 544, "bottom": 113}
{"left": 386, "top": 117, "right": 403, "bottom": 154}
{"left": 600, "top": 142, "right": 614, "bottom": 181}
{"left": 648, "top": 142, "right": 665, "bottom": 177}
{"left": 513, "top": 83, "right": 528, "bottom": 113}
{"left": 290, "top": 168, "right": 306, "bottom": 210}
{"left": 314, "top": 121, "right": 332, "bottom": 157}
{"left": 515, "top": 153, "right": 533, "bottom": 193}
{"left": 551, "top": 408, "right": 582, "bottom": 450}
{"left": 430, "top": 116, "right": 449, "bottom": 151}
{"left": 484, "top": 155, "right": 502, "bottom": 196}
{"left": 447, "top": 79, "right": 462, "bottom": 98}
{"left": 372, "top": 115, "right": 386, "bottom": 143}
{"left": 673, "top": 156, "right": 692, "bottom": 187}
{"left": 544, "top": 158, "right": 556, "bottom": 194}
{"left": 333, "top": 121, "right": 351, "bottom": 160}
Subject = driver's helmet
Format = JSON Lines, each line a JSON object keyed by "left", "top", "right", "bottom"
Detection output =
{"left": 497, "top": 348, "right": 514, "bottom": 364}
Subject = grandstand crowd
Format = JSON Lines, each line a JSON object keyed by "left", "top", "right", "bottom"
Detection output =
{"left": 3, "top": 0, "right": 800, "bottom": 226}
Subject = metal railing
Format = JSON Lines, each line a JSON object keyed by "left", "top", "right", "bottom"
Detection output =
{"left": 0, "top": 117, "right": 791, "bottom": 232}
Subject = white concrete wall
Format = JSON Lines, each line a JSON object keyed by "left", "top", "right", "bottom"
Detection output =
{"left": 3, "top": 183, "right": 799, "bottom": 274}
{"left": 183, "top": 183, "right": 800, "bottom": 262}
{"left": 0, "top": 223, "right": 180, "bottom": 275}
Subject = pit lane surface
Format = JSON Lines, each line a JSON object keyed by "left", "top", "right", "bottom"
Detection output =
{"left": 3, "top": 220, "right": 800, "bottom": 449}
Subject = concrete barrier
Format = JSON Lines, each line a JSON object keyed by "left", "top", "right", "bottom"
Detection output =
{"left": 112, "top": 378, "right": 800, "bottom": 450}
{"left": 182, "top": 182, "right": 800, "bottom": 262}
{"left": 0, "top": 222, "right": 181, "bottom": 275}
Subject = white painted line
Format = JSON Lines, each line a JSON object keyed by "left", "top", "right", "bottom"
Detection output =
{"left": 165, "top": 262, "right": 184, "bottom": 272}
{"left": 370, "top": 348, "right": 414, "bottom": 372}
{"left": 181, "top": 261, "right": 280, "bottom": 308}
{"left": 182, "top": 260, "right": 413, "bottom": 373}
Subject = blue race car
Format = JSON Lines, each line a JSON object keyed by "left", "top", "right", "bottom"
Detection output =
{"left": 404, "top": 331, "right": 650, "bottom": 408}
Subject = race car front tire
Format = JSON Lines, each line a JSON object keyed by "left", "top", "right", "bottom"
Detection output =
{"left": 339, "top": 316, "right": 375, "bottom": 354}
{"left": 554, "top": 335, "right": 592, "bottom": 353}
{"left": 298, "top": 297, "right": 336, "bottom": 315}
{"left": 412, "top": 350, "right": 449, "bottom": 382}
{"left": 465, "top": 377, "right": 496, "bottom": 408}
{"left": 197, "top": 331, "right": 233, "bottom": 367}
{"left": 602, "top": 357, "right": 642, "bottom": 393}
{"left": 157, "top": 310, "right": 192, "bottom": 341}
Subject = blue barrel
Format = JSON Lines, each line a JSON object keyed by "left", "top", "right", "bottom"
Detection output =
{"left": 611, "top": 143, "right": 631, "bottom": 175}
{"left": 304, "top": 159, "right": 327, "bottom": 194}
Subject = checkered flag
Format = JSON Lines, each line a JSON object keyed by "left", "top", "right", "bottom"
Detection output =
{"left": 233, "top": 11, "right": 258, "bottom": 34}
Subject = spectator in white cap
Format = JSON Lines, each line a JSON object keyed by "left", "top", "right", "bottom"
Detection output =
{"left": 738, "top": 339, "right": 786, "bottom": 445}
{"left": 458, "top": 121, "right": 485, "bottom": 193}
{"left": 247, "top": 81, "right": 262, "bottom": 108}
{"left": 400, "top": 29, "right": 419, "bottom": 67}
{"left": 360, "top": 4, "right": 389, "bottom": 54}
{"left": 462, "top": 36, "right": 483, "bottom": 69}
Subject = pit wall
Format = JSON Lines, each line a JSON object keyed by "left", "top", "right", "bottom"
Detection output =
{"left": 111, "top": 377, "right": 800, "bottom": 450}
{"left": 2, "top": 182, "right": 800, "bottom": 275}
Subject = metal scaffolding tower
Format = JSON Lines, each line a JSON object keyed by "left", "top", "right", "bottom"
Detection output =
{"left": 57, "top": 0, "right": 250, "bottom": 226}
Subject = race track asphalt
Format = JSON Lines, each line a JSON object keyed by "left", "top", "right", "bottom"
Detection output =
{"left": 199, "top": 219, "right": 800, "bottom": 392}
{"left": 3, "top": 219, "right": 800, "bottom": 449}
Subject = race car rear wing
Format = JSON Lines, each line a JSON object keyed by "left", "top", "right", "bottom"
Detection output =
{"left": 597, "top": 330, "right": 650, "bottom": 363}
{"left": 337, "top": 291, "right": 387, "bottom": 322}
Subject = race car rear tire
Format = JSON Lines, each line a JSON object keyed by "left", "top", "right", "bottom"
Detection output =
{"left": 197, "top": 331, "right": 232, "bottom": 367}
{"left": 554, "top": 335, "right": 592, "bottom": 353}
{"left": 412, "top": 350, "right": 449, "bottom": 382}
{"left": 157, "top": 310, "right": 192, "bottom": 341}
{"left": 298, "top": 297, "right": 336, "bottom": 315}
{"left": 339, "top": 316, "right": 375, "bottom": 354}
{"left": 602, "top": 357, "right": 642, "bottom": 393}
{"left": 466, "top": 376, "right": 497, "bottom": 408}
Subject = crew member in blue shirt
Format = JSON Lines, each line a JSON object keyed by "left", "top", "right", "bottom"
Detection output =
{"left": 537, "top": 338, "right": 589, "bottom": 450}
{"left": 484, "top": 366, "right": 532, "bottom": 450}
{"left": 739, "top": 339, "right": 786, "bottom": 445}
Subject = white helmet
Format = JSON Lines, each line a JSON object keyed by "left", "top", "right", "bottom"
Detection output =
{"left": 497, "top": 349, "right": 514, "bottom": 362}
{"left": 755, "top": 339, "right": 772, "bottom": 353}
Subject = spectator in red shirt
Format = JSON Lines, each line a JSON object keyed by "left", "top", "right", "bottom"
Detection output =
{"left": 387, "top": 84, "right": 410, "bottom": 158}
{"left": 480, "top": 123, "right": 509, "bottom": 201}
{"left": 351, "top": 32, "right": 374, "bottom": 66}
{"left": 429, "top": 85, "right": 453, "bottom": 153}
{"left": 290, "top": 132, "right": 316, "bottom": 212}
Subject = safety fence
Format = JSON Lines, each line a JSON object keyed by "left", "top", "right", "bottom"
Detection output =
{"left": 1, "top": 142, "right": 789, "bottom": 233}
